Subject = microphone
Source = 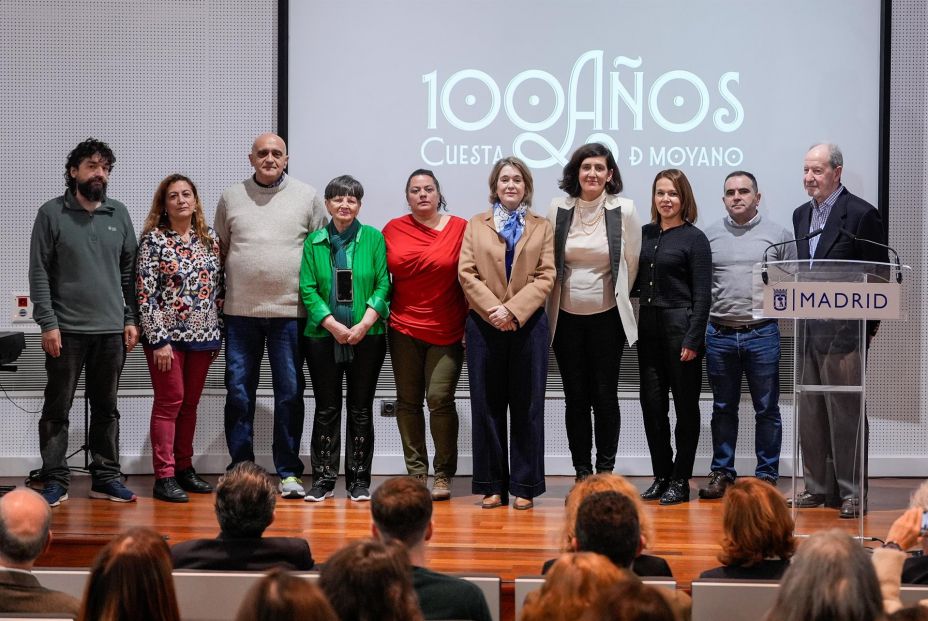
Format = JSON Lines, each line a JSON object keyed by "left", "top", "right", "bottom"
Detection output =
{"left": 838, "top": 227, "right": 903, "bottom": 284}
{"left": 761, "top": 228, "right": 823, "bottom": 284}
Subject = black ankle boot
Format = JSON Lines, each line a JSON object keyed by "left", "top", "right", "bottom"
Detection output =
{"left": 176, "top": 467, "right": 213, "bottom": 493}
{"left": 154, "top": 477, "right": 189, "bottom": 503}
{"left": 641, "top": 477, "right": 670, "bottom": 500}
{"left": 659, "top": 478, "right": 691, "bottom": 505}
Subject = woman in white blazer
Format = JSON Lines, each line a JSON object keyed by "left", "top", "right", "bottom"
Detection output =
{"left": 546, "top": 143, "right": 641, "bottom": 482}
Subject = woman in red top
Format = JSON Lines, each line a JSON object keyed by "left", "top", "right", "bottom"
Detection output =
{"left": 383, "top": 169, "right": 468, "bottom": 501}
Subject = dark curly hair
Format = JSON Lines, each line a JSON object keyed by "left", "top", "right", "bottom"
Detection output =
{"left": 559, "top": 143, "right": 623, "bottom": 197}
{"left": 65, "top": 138, "right": 115, "bottom": 192}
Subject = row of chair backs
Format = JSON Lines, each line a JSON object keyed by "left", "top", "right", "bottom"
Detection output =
{"left": 33, "top": 569, "right": 501, "bottom": 621}
{"left": 691, "top": 580, "right": 928, "bottom": 621}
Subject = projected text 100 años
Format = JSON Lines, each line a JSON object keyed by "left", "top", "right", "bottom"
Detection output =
{"left": 420, "top": 50, "right": 745, "bottom": 168}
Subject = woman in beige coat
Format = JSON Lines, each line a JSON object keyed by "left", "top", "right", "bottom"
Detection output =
{"left": 459, "top": 156, "right": 555, "bottom": 510}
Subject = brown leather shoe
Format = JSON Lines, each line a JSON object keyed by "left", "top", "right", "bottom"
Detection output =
{"left": 431, "top": 474, "right": 452, "bottom": 501}
{"left": 513, "top": 496, "right": 534, "bottom": 510}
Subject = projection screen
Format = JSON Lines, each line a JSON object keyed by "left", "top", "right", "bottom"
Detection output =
{"left": 286, "top": 1, "right": 884, "bottom": 233}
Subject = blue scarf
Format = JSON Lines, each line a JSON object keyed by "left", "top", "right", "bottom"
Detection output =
{"left": 494, "top": 202, "right": 526, "bottom": 281}
{"left": 327, "top": 219, "right": 361, "bottom": 363}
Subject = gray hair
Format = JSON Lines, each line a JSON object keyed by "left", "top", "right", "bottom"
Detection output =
{"left": 0, "top": 489, "right": 52, "bottom": 563}
{"left": 214, "top": 462, "right": 277, "bottom": 538}
{"left": 909, "top": 480, "right": 928, "bottom": 510}
{"left": 809, "top": 142, "right": 844, "bottom": 169}
{"left": 765, "top": 529, "right": 882, "bottom": 621}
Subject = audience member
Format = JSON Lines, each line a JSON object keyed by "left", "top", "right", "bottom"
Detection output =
{"left": 888, "top": 607, "right": 928, "bottom": 621}
{"left": 580, "top": 579, "right": 676, "bottom": 621}
{"left": 766, "top": 528, "right": 884, "bottom": 621}
{"left": 543, "top": 473, "right": 671, "bottom": 577}
{"left": 568, "top": 492, "right": 691, "bottom": 619}
{"left": 871, "top": 503, "right": 924, "bottom": 615}
{"left": 319, "top": 538, "right": 423, "bottom": 621}
{"left": 234, "top": 568, "right": 337, "bottom": 621}
{"left": 370, "top": 476, "right": 492, "bottom": 621}
{"left": 79, "top": 527, "right": 180, "bottom": 621}
{"left": 699, "top": 478, "right": 795, "bottom": 580}
{"left": 0, "top": 488, "right": 79, "bottom": 616}
{"left": 171, "top": 462, "right": 314, "bottom": 570}
{"left": 521, "top": 552, "right": 630, "bottom": 621}
{"left": 899, "top": 480, "right": 928, "bottom": 584}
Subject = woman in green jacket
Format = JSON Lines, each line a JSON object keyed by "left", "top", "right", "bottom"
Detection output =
{"left": 299, "top": 175, "right": 390, "bottom": 502}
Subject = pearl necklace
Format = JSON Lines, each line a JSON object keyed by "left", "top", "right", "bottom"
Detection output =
{"left": 576, "top": 196, "right": 605, "bottom": 234}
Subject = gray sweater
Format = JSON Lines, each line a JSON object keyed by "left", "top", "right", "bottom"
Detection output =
{"left": 704, "top": 213, "right": 796, "bottom": 326}
{"left": 29, "top": 191, "right": 138, "bottom": 333}
{"left": 214, "top": 174, "right": 327, "bottom": 318}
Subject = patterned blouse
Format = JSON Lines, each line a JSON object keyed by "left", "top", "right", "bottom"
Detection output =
{"left": 136, "top": 226, "right": 224, "bottom": 351}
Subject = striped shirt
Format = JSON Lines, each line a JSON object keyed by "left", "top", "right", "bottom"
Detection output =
{"left": 808, "top": 184, "right": 844, "bottom": 259}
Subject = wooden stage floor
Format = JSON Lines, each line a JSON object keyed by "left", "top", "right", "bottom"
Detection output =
{"left": 21, "top": 474, "right": 920, "bottom": 589}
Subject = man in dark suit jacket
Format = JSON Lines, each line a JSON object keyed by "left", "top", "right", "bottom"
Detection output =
{"left": 791, "top": 143, "right": 888, "bottom": 519}
{"left": 0, "top": 488, "right": 80, "bottom": 617}
{"left": 171, "top": 462, "right": 314, "bottom": 570}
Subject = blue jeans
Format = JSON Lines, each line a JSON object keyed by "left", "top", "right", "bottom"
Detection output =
{"left": 705, "top": 321, "right": 782, "bottom": 479}
{"left": 223, "top": 315, "right": 305, "bottom": 478}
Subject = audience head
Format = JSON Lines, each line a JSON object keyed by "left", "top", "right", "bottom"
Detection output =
{"left": 766, "top": 529, "right": 883, "bottom": 621}
{"left": 234, "top": 568, "right": 337, "bottom": 621}
{"left": 908, "top": 480, "right": 928, "bottom": 515}
{"left": 574, "top": 491, "right": 641, "bottom": 569}
{"left": 319, "top": 538, "right": 423, "bottom": 621}
{"left": 579, "top": 579, "right": 676, "bottom": 621}
{"left": 79, "top": 527, "right": 180, "bottom": 621}
{"left": 0, "top": 488, "right": 52, "bottom": 569}
{"left": 371, "top": 476, "right": 432, "bottom": 548}
{"left": 888, "top": 607, "right": 928, "bottom": 621}
{"left": 564, "top": 473, "right": 655, "bottom": 552}
{"left": 718, "top": 478, "right": 795, "bottom": 567}
{"left": 215, "top": 462, "right": 277, "bottom": 538}
{"left": 520, "top": 552, "right": 630, "bottom": 621}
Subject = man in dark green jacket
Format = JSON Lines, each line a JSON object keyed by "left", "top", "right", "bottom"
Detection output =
{"left": 28, "top": 138, "right": 139, "bottom": 507}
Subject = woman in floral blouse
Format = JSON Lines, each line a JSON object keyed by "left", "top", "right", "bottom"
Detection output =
{"left": 137, "top": 174, "right": 223, "bottom": 503}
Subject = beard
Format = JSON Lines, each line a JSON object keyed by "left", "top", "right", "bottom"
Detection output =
{"left": 76, "top": 177, "right": 107, "bottom": 202}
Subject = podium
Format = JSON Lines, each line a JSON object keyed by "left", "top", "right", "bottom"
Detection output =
{"left": 752, "top": 259, "right": 909, "bottom": 537}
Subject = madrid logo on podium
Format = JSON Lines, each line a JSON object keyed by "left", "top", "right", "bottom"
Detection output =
{"left": 773, "top": 288, "right": 788, "bottom": 311}
{"left": 762, "top": 282, "right": 901, "bottom": 320}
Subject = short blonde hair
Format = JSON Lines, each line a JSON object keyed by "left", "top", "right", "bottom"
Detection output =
{"left": 562, "top": 473, "right": 655, "bottom": 551}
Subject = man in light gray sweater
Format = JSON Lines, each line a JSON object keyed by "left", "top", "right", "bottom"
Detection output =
{"left": 214, "top": 132, "right": 327, "bottom": 499}
{"left": 698, "top": 171, "right": 796, "bottom": 499}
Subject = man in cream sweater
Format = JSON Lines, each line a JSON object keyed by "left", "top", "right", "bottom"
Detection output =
{"left": 214, "top": 132, "right": 327, "bottom": 498}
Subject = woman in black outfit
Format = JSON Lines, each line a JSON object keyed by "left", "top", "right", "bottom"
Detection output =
{"left": 636, "top": 169, "right": 711, "bottom": 505}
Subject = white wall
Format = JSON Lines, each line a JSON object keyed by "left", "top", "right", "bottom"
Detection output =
{"left": 0, "top": 0, "right": 924, "bottom": 478}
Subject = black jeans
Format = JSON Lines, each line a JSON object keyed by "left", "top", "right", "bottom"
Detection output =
{"left": 552, "top": 309, "right": 625, "bottom": 474}
{"left": 39, "top": 332, "right": 126, "bottom": 487}
{"left": 638, "top": 307, "right": 703, "bottom": 480}
{"left": 305, "top": 334, "right": 386, "bottom": 490}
